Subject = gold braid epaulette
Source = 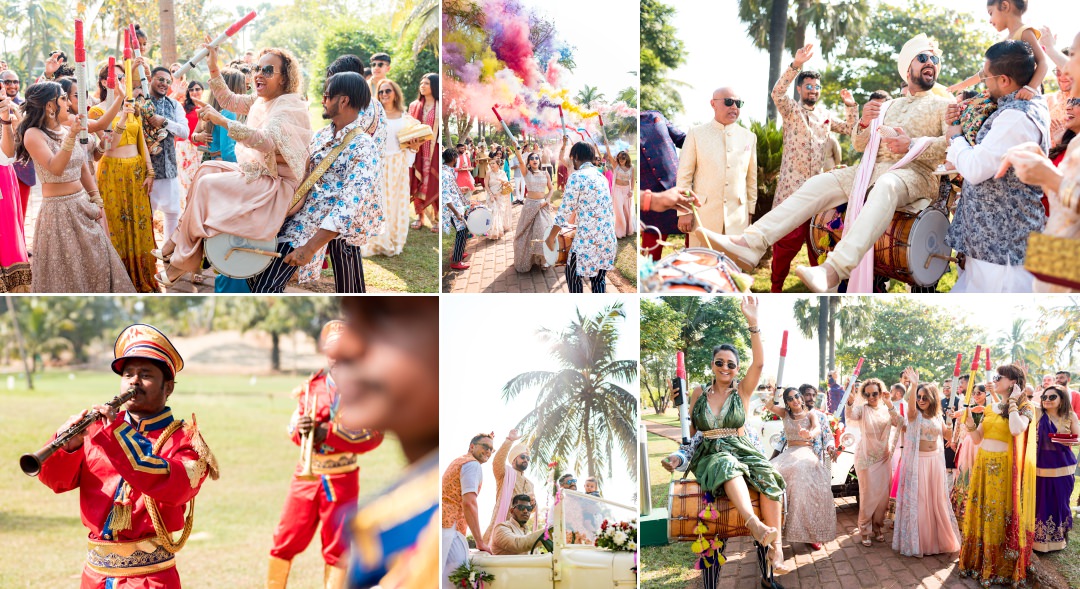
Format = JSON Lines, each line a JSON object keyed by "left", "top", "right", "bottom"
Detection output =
{"left": 145, "top": 415, "right": 218, "bottom": 554}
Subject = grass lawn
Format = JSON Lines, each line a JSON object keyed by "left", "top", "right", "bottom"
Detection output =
{"left": 0, "top": 371, "right": 406, "bottom": 589}
{"left": 658, "top": 234, "right": 958, "bottom": 293}
{"left": 642, "top": 410, "right": 678, "bottom": 427}
{"left": 642, "top": 432, "right": 700, "bottom": 589}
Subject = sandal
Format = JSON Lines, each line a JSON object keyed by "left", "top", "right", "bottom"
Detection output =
{"left": 745, "top": 516, "right": 778, "bottom": 549}
{"left": 154, "top": 270, "right": 180, "bottom": 288}
{"left": 862, "top": 537, "right": 872, "bottom": 547}
{"left": 410, "top": 220, "right": 422, "bottom": 230}
{"left": 770, "top": 539, "right": 792, "bottom": 576}
{"left": 190, "top": 273, "right": 205, "bottom": 286}
{"left": 151, "top": 248, "right": 171, "bottom": 263}
{"left": 874, "top": 533, "right": 885, "bottom": 543}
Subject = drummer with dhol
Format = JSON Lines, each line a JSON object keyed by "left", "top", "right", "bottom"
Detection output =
{"left": 151, "top": 39, "right": 312, "bottom": 287}
{"left": 700, "top": 34, "right": 953, "bottom": 294}
{"left": 442, "top": 147, "right": 472, "bottom": 270}
{"left": 248, "top": 71, "right": 383, "bottom": 293}
{"left": 543, "top": 141, "right": 617, "bottom": 293}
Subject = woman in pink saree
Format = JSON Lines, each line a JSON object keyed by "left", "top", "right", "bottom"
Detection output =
{"left": 153, "top": 42, "right": 312, "bottom": 286}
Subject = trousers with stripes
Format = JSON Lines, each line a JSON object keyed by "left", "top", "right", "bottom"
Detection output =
{"left": 248, "top": 239, "right": 366, "bottom": 293}
{"left": 565, "top": 253, "right": 607, "bottom": 293}
{"left": 451, "top": 228, "right": 468, "bottom": 263}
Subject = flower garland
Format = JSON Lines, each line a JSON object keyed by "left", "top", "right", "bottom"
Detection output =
{"left": 448, "top": 560, "right": 494, "bottom": 589}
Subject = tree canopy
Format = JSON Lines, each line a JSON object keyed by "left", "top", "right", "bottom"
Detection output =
{"left": 639, "top": 0, "right": 686, "bottom": 119}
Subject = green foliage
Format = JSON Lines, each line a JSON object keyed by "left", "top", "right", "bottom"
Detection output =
{"left": 640, "top": 0, "right": 686, "bottom": 118}
{"left": 501, "top": 302, "right": 638, "bottom": 486}
{"left": 834, "top": 298, "right": 988, "bottom": 387}
{"left": 747, "top": 119, "right": 784, "bottom": 222}
{"left": 640, "top": 299, "right": 683, "bottom": 413}
{"left": 650, "top": 296, "right": 750, "bottom": 386}
{"left": 819, "top": 0, "right": 997, "bottom": 104}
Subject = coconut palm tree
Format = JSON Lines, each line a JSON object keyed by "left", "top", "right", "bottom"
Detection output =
{"left": 501, "top": 301, "right": 637, "bottom": 486}
{"left": 793, "top": 296, "right": 873, "bottom": 383}
{"left": 395, "top": 0, "right": 439, "bottom": 55}
{"left": 737, "top": 0, "right": 871, "bottom": 121}
{"left": 1038, "top": 297, "right": 1080, "bottom": 367}
{"left": 996, "top": 317, "right": 1039, "bottom": 366}
{"left": 575, "top": 85, "right": 605, "bottom": 109}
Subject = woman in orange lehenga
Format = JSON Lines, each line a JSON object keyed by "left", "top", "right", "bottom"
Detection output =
{"left": 408, "top": 73, "right": 439, "bottom": 231}
{"left": 153, "top": 41, "right": 312, "bottom": 286}
{"left": 958, "top": 364, "right": 1036, "bottom": 587}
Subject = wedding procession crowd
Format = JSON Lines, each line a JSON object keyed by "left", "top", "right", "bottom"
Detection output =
{"left": 658, "top": 298, "right": 1078, "bottom": 589}
{"left": 0, "top": 22, "right": 438, "bottom": 293}
{"left": 441, "top": 132, "right": 635, "bottom": 293}
{"left": 641, "top": 2, "right": 1080, "bottom": 294}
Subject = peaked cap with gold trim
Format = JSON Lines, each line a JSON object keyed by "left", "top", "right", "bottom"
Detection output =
{"left": 111, "top": 324, "right": 184, "bottom": 379}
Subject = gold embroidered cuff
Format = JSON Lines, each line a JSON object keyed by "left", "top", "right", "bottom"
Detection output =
{"left": 86, "top": 537, "right": 176, "bottom": 577}
{"left": 310, "top": 452, "right": 359, "bottom": 475}
{"left": 226, "top": 119, "right": 256, "bottom": 143}
{"left": 701, "top": 428, "right": 742, "bottom": 440}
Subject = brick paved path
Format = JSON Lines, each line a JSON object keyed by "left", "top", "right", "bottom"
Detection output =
{"left": 23, "top": 187, "right": 341, "bottom": 293}
{"left": 446, "top": 195, "right": 631, "bottom": 293}
{"left": 645, "top": 421, "right": 983, "bottom": 589}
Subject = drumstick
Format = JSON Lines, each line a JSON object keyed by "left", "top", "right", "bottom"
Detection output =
{"left": 689, "top": 203, "right": 712, "bottom": 250}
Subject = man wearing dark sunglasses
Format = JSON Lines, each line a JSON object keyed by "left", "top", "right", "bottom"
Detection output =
{"left": 249, "top": 71, "right": 383, "bottom": 294}
{"left": 700, "top": 34, "right": 954, "bottom": 294}
{"left": 675, "top": 86, "right": 758, "bottom": 244}
{"left": 491, "top": 494, "right": 549, "bottom": 555}
{"left": 767, "top": 43, "right": 859, "bottom": 293}
{"left": 944, "top": 39, "right": 1049, "bottom": 294}
{"left": 443, "top": 433, "right": 495, "bottom": 578}
{"left": 481, "top": 428, "right": 536, "bottom": 546}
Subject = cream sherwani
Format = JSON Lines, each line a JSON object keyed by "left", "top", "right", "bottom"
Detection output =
{"left": 676, "top": 120, "right": 758, "bottom": 242}
{"left": 482, "top": 438, "right": 536, "bottom": 544}
{"left": 743, "top": 90, "right": 952, "bottom": 278}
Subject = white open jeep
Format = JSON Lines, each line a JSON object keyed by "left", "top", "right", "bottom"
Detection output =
{"left": 471, "top": 490, "right": 638, "bottom": 589}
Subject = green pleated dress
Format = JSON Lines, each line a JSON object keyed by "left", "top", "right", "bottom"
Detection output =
{"left": 688, "top": 386, "right": 786, "bottom": 501}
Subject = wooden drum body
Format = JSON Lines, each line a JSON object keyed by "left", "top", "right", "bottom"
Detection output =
{"left": 643, "top": 248, "right": 747, "bottom": 294}
{"left": 667, "top": 478, "right": 765, "bottom": 542}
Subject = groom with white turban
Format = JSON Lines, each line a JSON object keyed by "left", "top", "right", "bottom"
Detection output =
{"left": 482, "top": 428, "right": 536, "bottom": 545}
{"left": 702, "top": 34, "right": 954, "bottom": 292}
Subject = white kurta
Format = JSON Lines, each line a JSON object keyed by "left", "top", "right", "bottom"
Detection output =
{"left": 675, "top": 119, "right": 757, "bottom": 241}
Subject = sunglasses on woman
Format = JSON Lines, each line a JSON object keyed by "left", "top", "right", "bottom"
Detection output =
{"left": 1043, "top": 394, "right": 1059, "bottom": 401}
{"left": 862, "top": 390, "right": 880, "bottom": 399}
{"left": 992, "top": 374, "right": 1004, "bottom": 382}
{"left": 378, "top": 88, "right": 394, "bottom": 96}
{"left": 917, "top": 395, "right": 931, "bottom": 402}
{"left": 713, "top": 360, "right": 737, "bottom": 369}
{"left": 254, "top": 65, "right": 278, "bottom": 77}
{"left": 915, "top": 53, "right": 940, "bottom": 66}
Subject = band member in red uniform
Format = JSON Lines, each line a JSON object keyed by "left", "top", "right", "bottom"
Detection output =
{"left": 267, "top": 320, "right": 384, "bottom": 589}
{"left": 36, "top": 323, "right": 219, "bottom": 588}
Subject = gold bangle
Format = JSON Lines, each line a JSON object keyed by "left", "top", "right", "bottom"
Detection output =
{"left": 965, "top": 423, "right": 977, "bottom": 431}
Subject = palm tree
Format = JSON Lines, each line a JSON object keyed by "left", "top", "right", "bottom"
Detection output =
{"left": 737, "top": 0, "right": 871, "bottom": 121}
{"left": 576, "top": 85, "right": 605, "bottom": 109}
{"left": 501, "top": 302, "right": 637, "bottom": 486}
{"left": 996, "top": 318, "right": 1037, "bottom": 366}
{"left": 1038, "top": 297, "right": 1080, "bottom": 367}
{"left": 793, "top": 296, "right": 873, "bottom": 383}
{"left": 395, "top": 0, "right": 439, "bottom": 55}
{"left": 158, "top": 0, "right": 177, "bottom": 65}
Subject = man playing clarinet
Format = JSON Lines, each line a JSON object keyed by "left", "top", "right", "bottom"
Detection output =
{"left": 36, "top": 324, "right": 219, "bottom": 588}
{"left": 266, "top": 320, "right": 384, "bottom": 589}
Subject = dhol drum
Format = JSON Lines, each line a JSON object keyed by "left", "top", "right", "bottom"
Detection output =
{"left": 809, "top": 178, "right": 956, "bottom": 287}
{"left": 667, "top": 478, "right": 768, "bottom": 542}
{"left": 542, "top": 226, "right": 577, "bottom": 267}
{"left": 204, "top": 233, "right": 281, "bottom": 279}
{"left": 465, "top": 205, "right": 492, "bottom": 235}
{"left": 643, "top": 248, "right": 748, "bottom": 293}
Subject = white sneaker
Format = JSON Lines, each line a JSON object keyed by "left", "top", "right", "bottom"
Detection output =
{"left": 794, "top": 265, "right": 839, "bottom": 293}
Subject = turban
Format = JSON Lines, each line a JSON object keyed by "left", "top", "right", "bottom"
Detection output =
{"left": 897, "top": 34, "right": 942, "bottom": 83}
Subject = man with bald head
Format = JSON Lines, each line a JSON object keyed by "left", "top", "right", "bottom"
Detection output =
{"left": 703, "top": 34, "right": 953, "bottom": 293}
{"left": 675, "top": 86, "right": 758, "bottom": 241}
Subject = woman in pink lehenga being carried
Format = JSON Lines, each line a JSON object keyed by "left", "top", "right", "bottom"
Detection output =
{"left": 152, "top": 38, "right": 312, "bottom": 286}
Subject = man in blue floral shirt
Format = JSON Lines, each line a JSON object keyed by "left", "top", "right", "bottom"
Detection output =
{"left": 250, "top": 72, "right": 383, "bottom": 293}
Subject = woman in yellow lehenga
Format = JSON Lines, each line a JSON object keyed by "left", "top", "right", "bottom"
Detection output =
{"left": 89, "top": 63, "right": 158, "bottom": 293}
{"left": 959, "top": 363, "right": 1037, "bottom": 588}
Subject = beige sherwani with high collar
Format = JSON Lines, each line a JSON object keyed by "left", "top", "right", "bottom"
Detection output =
{"left": 743, "top": 89, "right": 952, "bottom": 279}
{"left": 676, "top": 120, "right": 758, "bottom": 242}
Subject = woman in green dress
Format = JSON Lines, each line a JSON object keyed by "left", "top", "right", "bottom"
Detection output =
{"left": 683, "top": 297, "right": 790, "bottom": 575}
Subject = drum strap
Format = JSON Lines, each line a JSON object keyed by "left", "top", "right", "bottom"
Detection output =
{"left": 288, "top": 126, "right": 364, "bottom": 214}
